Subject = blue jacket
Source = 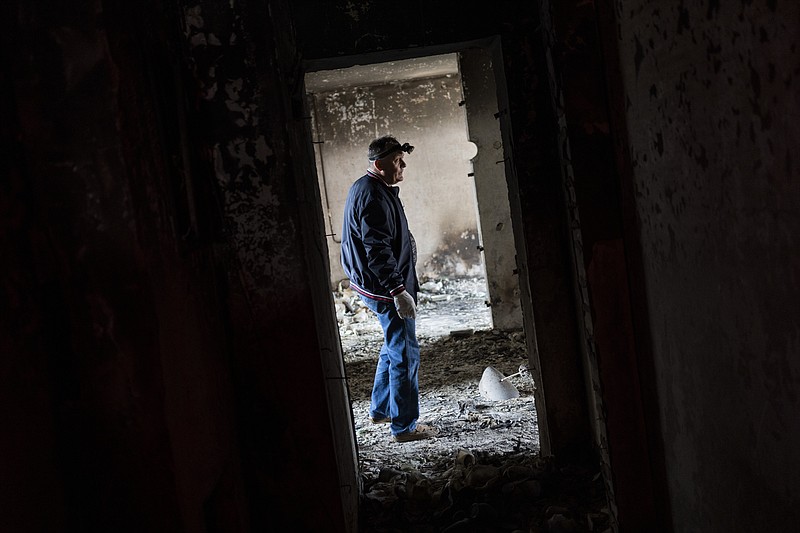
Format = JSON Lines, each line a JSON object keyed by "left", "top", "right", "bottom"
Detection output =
{"left": 341, "top": 171, "right": 419, "bottom": 303}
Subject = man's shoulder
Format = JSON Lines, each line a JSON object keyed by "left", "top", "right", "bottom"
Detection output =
{"left": 353, "top": 173, "right": 377, "bottom": 186}
{"left": 350, "top": 174, "right": 385, "bottom": 197}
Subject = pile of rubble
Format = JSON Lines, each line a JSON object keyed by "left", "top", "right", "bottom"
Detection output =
{"left": 360, "top": 452, "right": 611, "bottom": 532}
{"left": 334, "top": 277, "right": 613, "bottom": 532}
{"left": 348, "top": 329, "right": 539, "bottom": 475}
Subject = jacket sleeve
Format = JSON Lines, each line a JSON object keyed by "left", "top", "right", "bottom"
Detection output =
{"left": 360, "top": 196, "right": 405, "bottom": 294}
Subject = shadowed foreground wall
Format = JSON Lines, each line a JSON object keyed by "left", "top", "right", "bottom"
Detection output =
{"left": 609, "top": 1, "right": 800, "bottom": 530}
{"left": 1, "top": 0, "right": 347, "bottom": 531}
{"left": 3, "top": 0, "right": 798, "bottom": 530}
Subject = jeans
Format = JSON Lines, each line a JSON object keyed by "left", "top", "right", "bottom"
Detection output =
{"left": 359, "top": 295, "right": 420, "bottom": 436}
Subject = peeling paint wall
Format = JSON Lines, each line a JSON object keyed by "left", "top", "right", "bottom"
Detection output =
{"left": 178, "top": 1, "right": 350, "bottom": 530}
{"left": 12, "top": 0, "right": 798, "bottom": 529}
{"left": 2, "top": 1, "right": 245, "bottom": 530}
{"left": 2, "top": 0, "right": 351, "bottom": 531}
{"left": 310, "top": 73, "right": 482, "bottom": 283}
{"left": 613, "top": 1, "right": 800, "bottom": 529}
{"left": 182, "top": 2, "right": 302, "bottom": 310}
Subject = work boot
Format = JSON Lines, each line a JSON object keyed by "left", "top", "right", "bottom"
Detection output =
{"left": 393, "top": 423, "right": 438, "bottom": 443}
{"left": 370, "top": 416, "right": 391, "bottom": 424}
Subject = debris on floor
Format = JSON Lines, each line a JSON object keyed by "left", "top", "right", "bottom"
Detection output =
{"left": 335, "top": 277, "right": 612, "bottom": 532}
{"left": 359, "top": 452, "right": 612, "bottom": 533}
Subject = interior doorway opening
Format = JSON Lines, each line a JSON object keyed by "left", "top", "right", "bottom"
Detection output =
{"left": 305, "top": 50, "right": 526, "bottom": 333}
{"left": 301, "top": 41, "right": 557, "bottom": 531}
{"left": 306, "top": 53, "right": 491, "bottom": 310}
{"left": 305, "top": 46, "right": 538, "bottom": 451}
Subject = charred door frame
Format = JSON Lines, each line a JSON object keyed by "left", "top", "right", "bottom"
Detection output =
{"left": 297, "top": 33, "right": 612, "bottom": 529}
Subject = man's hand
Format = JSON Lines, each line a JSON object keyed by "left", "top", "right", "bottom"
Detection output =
{"left": 393, "top": 290, "right": 417, "bottom": 320}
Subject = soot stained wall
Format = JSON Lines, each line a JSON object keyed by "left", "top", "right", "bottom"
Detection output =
{"left": 2, "top": 0, "right": 348, "bottom": 531}
{"left": 611, "top": 1, "right": 800, "bottom": 530}
{"left": 178, "top": 0, "right": 348, "bottom": 530}
{"left": 541, "top": 1, "right": 665, "bottom": 528}
{"left": 2, "top": 1, "right": 244, "bottom": 530}
{"left": 310, "top": 74, "right": 482, "bottom": 284}
{"left": 6, "top": 0, "right": 796, "bottom": 530}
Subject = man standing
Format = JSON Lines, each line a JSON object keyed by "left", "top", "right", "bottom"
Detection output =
{"left": 341, "top": 135, "right": 437, "bottom": 443}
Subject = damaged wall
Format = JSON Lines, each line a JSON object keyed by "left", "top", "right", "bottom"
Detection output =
{"left": 2, "top": 1, "right": 246, "bottom": 530}
{"left": 307, "top": 66, "right": 483, "bottom": 283}
{"left": 539, "top": 0, "right": 664, "bottom": 528}
{"left": 6, "top": 0, "right": 796, "bottom": 531}
{"left": 2, "top": 0, "right": 351, "bottom": 531}
{"left": 459, "top": 47, "right": 525, "bottom": 332}
{"left": 175, "top": 0, "right": 353, "bottom": 530}
{"left": 293, "top": 0, "right": 800, "bottom": 530}
{"left": 607, "top": 0, "right": 800, "bottom": 530}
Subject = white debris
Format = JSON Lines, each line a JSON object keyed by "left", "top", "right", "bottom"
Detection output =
{"left": 479, "top": 366, "right": 520, "bottom": 401}
{"left": 420, "top": 280, "right": 444, "bottom": 293}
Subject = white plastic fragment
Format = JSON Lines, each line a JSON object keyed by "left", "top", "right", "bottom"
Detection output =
{"left": 479, "top": 366, "right": 520, "bottom": 401}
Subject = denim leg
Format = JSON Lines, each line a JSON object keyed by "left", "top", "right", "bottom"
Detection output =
{"left": 360, "top": 296, "right": 420, "bottom": 435}
{"left": 369, "top": 344, "right": 390, "bottom": 420}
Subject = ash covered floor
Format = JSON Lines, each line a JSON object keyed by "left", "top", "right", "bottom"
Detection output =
{"left": 336, "top": 278, "right": 613, "bottom": 532}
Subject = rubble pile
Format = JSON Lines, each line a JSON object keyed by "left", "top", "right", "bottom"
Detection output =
{"left": 360, "top": 452, "right": 611, "bottom": 532}
{"left": 348, "top": 329, "right": 539, "bottom": 476}
{"left": 335, "top": 277, "right": 612, "bottom": 531}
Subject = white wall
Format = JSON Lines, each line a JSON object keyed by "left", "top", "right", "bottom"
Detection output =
{"left": 310, "top": 74, "right": 483, "bottom": 286}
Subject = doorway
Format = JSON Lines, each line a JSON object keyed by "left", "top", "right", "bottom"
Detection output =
{"left": 305, "top": 51, "right": 524, "bottom": 333}
{"left": 302, "top": 39, "right": 549, "bottom": 505}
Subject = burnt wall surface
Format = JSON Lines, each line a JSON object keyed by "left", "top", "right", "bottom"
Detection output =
{"left": 2, "top": 0, "right": 346, "bottom": 531}
{"left": 541, "top": 0, "right": 666, "bottom": 529}
{"left": 310, "top": 74, "right": 481, "bottom": 283}
{"left": 1, "top": 2, "right": 240, "bottom": 529}
{"left": 179, "top": 0, "right": 347, "bottom": 530}
{"left": 5, "top": 0, "right": 796, "bottom": 531}
{"left": 610, "top": 0, "right": 800, "bottom": 530}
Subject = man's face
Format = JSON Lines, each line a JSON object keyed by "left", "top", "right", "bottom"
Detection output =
{"left": 379, "top": 151, "right": 406, "bottom": 185}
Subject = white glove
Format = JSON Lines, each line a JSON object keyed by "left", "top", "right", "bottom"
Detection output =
{"left": 393, "top": 290, "right": 417, "bottom": 320}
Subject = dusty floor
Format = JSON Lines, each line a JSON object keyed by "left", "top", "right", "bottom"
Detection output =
{"left": 336, "top": 278, "right": 613, "bottom": 532}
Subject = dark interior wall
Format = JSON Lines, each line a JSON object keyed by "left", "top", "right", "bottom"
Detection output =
{"left": 177, "top": 0, "right": 347, "bottom": 529}
{"left": 6, "top": 0, "right": 795, "bottom": 531}
{"left": 2, "top": 1, "right": 240, "bottom": 530}
{"left": 539, "top": 1, "right": 665, "bottom": 529}
{"left": 605, "top": 1, "right": 800, "bottom": 530}
{"left": 2, "top": 0, "right": 346, "bottom": 531}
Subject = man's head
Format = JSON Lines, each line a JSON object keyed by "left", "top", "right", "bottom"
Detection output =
{"left": 368, "top": 136, "right": 414, "bottom": 186}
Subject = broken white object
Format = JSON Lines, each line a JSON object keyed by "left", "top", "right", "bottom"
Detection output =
{"left": 420, "top": 280, "right": 443, "bottom": 293}
{"left": 479, "top": 366, "right": 520, "bottom": 401}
